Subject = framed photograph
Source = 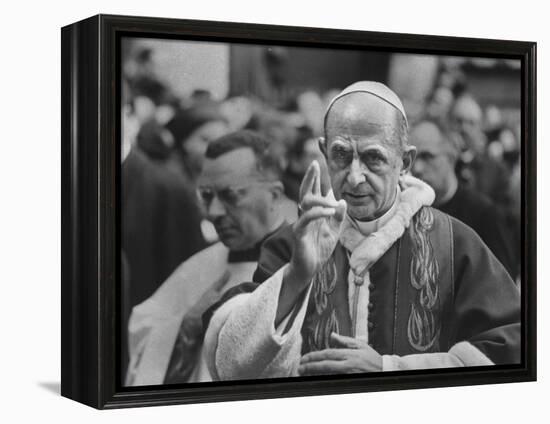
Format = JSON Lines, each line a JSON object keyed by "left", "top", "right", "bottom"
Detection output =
{"left": 61, "top": 14, "right": 536, "bottom": 409}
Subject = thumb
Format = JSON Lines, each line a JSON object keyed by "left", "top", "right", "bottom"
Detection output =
{"left": 330, "top": 332, "right": 362, "bottom": 349}
{"left": 334, "top": 199, "right": 347, "bottom": 222}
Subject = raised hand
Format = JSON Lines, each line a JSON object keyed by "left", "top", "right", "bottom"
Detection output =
{"left": 275, "top": 161, "right": 346, "bottom": 326}
{"left": 288, "top": 160, "right": 347, "bottom": 285}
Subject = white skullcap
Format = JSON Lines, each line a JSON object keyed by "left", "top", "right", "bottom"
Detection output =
{"left": 324, "top": 81, "right": 408, "bottom": 127}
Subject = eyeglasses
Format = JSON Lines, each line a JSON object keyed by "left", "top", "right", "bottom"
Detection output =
{"left": 197, "top": 181, "right": 271, "bottom": 209}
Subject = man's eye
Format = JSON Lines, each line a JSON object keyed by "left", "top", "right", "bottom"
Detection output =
{"left": 218, "top": 189, "right": 241, "bottom": 206}
{"left": 330, "top": 149, "right": 353, "bottom": 165}
{"left": 199, "top": 189, "right": 214, "bottom": 204}
{"left": 362, "top": 152, "right": 386, "bottom": 166}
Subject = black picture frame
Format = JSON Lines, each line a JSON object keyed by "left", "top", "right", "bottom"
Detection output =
{"left": 61, "top": 13, "right": 537, "bottom": 409}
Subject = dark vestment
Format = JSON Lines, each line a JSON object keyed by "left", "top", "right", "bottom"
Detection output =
{"left": 122, "top": 148, "right": 206, "bottom": 309}
{"left": 457, "top": 153, "right": 509, "bottom": 208}
{"left": 282, "top": 167, "right": 304, "bottom": 203}
{"left": 438, "top": 185, "right": 518, "bottom": 279}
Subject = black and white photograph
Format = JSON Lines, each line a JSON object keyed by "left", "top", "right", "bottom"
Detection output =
{"left": 3, "top": 0, "right": 549, "bottom": 420}
{"left": 120, "top": 36, "right": 523, "bottom": 387}
{"left": 2, "top": 0, "right": 547, "bottom": 420}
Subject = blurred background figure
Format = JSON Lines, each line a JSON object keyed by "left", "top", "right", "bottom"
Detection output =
{"left": 450, "top": 94, "right": 510, "bottom": 207}
{"left": 121, "top": 78, "right": 208, "bottom": 293}
{"left": 121, "top": 79, "right": 208, "bottom": 379}
{"left": 165, "top": 99, "right": 230, "bottom": 184}
{"left": 126, "top": 47, "right": 171, "bottom": 106}
{"left": 282, "top": 126, "right": 329, "bottom": 202}
{"left": 425, "top": 86, "right": 455, "bottom": 126}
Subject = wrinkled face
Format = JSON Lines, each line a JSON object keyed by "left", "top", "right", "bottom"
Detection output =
{"left": 410, "top": 122, "right": 455, "bottom": 201}
{"left": 197, "top": 148, "right": 277, "bottom": 251}
{"left": 324, "top": 93, "right": 410, "bottom": 221}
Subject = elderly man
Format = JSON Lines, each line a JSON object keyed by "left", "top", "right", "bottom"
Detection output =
{"left": 450, "top": 94, "right": 509, "bottom": 206}
{"left": 125, "top": 130, "right": 289, "bottom": 386}
{"left": 203, "top": 82, "right": 520, "bottom": 380}
{"left": 410, "top": 119, "right": 517, "bottom": 278}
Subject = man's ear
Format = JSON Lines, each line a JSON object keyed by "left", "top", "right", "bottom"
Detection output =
{"left": 318, "top": 137, "right": 328, "bottom": 158}
{"left": 401, "top": 145, "right": 417, "bottom": 175}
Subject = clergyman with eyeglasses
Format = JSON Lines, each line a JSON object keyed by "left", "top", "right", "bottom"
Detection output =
{"left": 125, "top": 130, "right": 289, "bottom": 386}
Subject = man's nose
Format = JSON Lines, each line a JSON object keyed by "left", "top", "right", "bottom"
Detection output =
{"left": 346, "top": 158, "right": 366, "bottom": 187}
{"left": 206, "top": 195, "right": 227, "bottom": 218}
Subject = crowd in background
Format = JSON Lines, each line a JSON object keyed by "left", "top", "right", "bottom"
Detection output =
{"left": 121, "top": 44, "right": 522, "bottom": 350}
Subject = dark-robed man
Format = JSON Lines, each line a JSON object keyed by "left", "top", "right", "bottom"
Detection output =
{"left": 126, "top": 130, "right": 289, "bottom": 385}
{"left": 202, "top": 82, "right": 520, "bottom": 380}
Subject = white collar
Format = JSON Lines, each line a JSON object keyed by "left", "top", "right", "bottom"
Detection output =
{"left": 349, "top": 189, "right": 400, "bottom": 237}
{"left": 338, "top": 176, "right": 435, "bottom": 277}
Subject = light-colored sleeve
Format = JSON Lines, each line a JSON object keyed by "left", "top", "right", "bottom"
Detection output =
{"left": 203, "top": 265, "right": 312, "bottom": 381}
{"left": 125, "top": 298, "right": 159, "bottom": 385}
{"left": 125, "top": 298, "right": 184, "bottom": 386}
{"left": 382, "top": 341, "right": 494, "bottom": 371}
{"left": 127, "top": 297, "right": 164, "bottom": 363}
{"left": 125, "top": 244, "right": 230, "bottom": 386}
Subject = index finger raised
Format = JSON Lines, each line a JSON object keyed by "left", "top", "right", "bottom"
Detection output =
{"left": 299, "top": 160, "right": 319, "bottom": 202}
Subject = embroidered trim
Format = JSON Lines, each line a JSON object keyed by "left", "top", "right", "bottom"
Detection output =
{"left": 312, "top": 258, "right": 338, "bottom": 315}
{"left": 310, "top": 309, "right": 340, "bottom": 350}
{"left": 407, "top": 207, "right": 441, "bottom": 352}
{"left": 304, "top": 258, "right": 340, "bottom": 350}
